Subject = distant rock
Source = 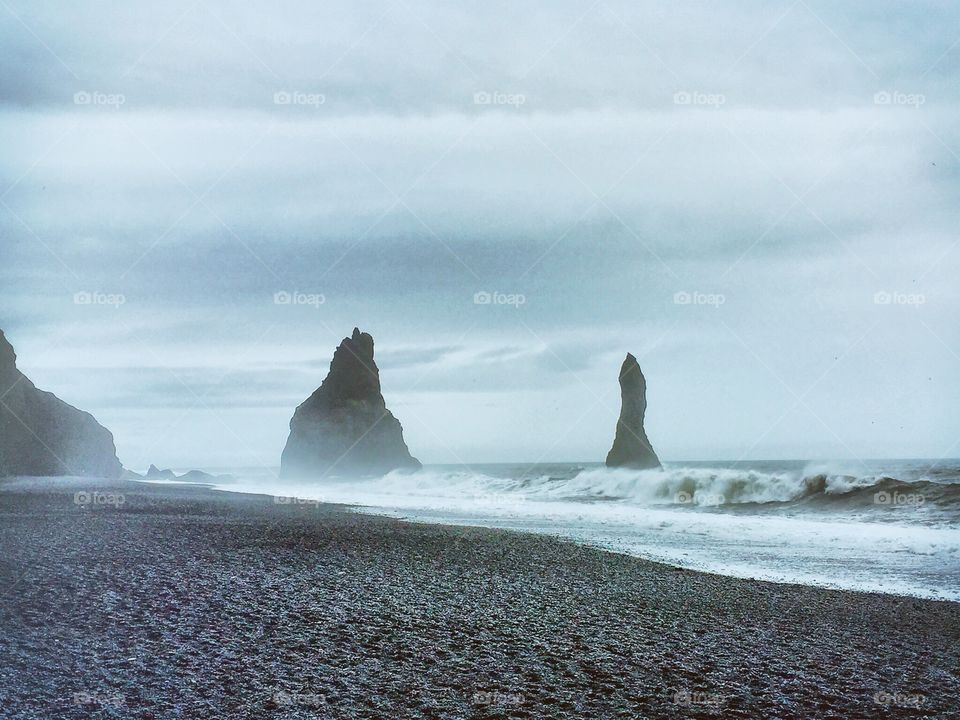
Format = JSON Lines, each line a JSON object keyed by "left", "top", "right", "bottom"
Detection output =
{"left": 281, "top": 327, "right": 421, "bottom": 477}
{"left": 178, "top": 469, "right": 228, "bottom": 483}
{"left": 145, "top": 464, "right": 177, "bottom": 480}
{"left": 0, "top": 330, "right": 122, "bottom": 478}
{"left": 605, "top": 353, "right": 661, "bottom": 470}
{"left": 139, "top": 465, "right": 233, "bottom": 484}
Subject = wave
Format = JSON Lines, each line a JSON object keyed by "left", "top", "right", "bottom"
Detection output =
{"left": 216, "top": 461, "right": 960, "bottom": 600}
{"left": 361, "top": 464, "right": 960, "bottom": 512}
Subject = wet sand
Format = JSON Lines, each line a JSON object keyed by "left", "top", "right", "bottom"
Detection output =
{"left": 0, "top": 477, "right": 957, "bottom": 719}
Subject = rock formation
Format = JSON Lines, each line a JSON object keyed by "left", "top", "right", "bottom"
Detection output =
{"left": 0, "top": 330, "right": 122, "bottom": 478}
{"left": 138, "top": 465, "right": 234, "bottom": 484}
{"left": 280, "top": 328, "right": 421, "bottom": 477}
{"left": 145, "top": 464, "right": 177, "bottom": 480}
{"left": 605, "top": 353, "right": 661, "bottom": 469}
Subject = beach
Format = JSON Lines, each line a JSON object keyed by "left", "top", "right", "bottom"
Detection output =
{"left": 1, "top": 477, "right": 957, "bottom": 719}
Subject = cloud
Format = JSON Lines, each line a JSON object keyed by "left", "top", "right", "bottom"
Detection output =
{"left": 2, "top": 1, "right": 958, "bottom": 113}
{"left": 2, "top": 0, "right": 959, "bottom": 465}
{"left": 375, "top": 344, "right": 462, "bottom": 370}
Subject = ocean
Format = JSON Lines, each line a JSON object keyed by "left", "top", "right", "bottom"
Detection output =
{"left": 189, "top": 458, "right": 960, "bottom": 601}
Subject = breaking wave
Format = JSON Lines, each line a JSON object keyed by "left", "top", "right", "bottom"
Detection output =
{"left": 207, "top": 459, "right": 960, "bottom": 599}
{"left": 363, "top": 463, "right": 960, "bottom": 513}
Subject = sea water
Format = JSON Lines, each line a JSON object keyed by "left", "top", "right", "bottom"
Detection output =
{"left": 199, "top": 459, "right": 960, "bottom": 600}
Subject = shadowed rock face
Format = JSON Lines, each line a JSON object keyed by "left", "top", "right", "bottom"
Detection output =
{"left": 605, "top": 353, "right": 661, "bottom": 470}
{"left": 0, "top": 330, "right": 122, "bottom": 478}
{"left": 280, "top": 328, "right": 421, "bottom": 478}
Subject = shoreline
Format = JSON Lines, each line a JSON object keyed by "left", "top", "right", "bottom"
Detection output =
{"left": 1, "top": 476, "right": 957, "bottom": 718}
{"left": 190, "top": 465, "right": 960, "bottom": 602}
{"left": 345, "top": 506, "right": 959, "bottom": 602}
{"left": 149, "top": 476, "right": 960, "bottom": 602}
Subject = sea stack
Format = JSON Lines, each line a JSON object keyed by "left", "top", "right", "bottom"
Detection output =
{"left": 605, "top": 353, "right": 661, "bottom": 469}
{"left": 0, "top": 329, "right": 123, "bottom": 478}
{"left": 280, "top": 328, "right": 421, "bottom": 478}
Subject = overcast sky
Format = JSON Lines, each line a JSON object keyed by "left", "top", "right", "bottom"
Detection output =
{"left": 2, "top": 0, "right": 958, "bottom": 469}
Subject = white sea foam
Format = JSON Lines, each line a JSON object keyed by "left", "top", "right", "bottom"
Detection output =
{"left": 208, "top": 462, "right": 960, "bottom": 601}
{"left": 246, "top": 463, "right": 947, "bottom": 509}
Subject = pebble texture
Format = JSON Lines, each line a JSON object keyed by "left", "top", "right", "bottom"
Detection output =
{"left": 0, "top": 478, "right": 957, "bottom": 719}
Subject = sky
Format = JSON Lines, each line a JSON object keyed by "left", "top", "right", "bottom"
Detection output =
{"left": 1, "top": 0, "right": 958, "bottom": 469}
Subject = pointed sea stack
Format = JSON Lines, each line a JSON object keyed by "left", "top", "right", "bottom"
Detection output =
{"left": 280, "top": 328, "right": 421, "bottom": 478}
{"left": 0, "top": 329, "right": 122, "bottom": 478}
{"left": 605, "top": 353, "right": 660, "bottom": 469}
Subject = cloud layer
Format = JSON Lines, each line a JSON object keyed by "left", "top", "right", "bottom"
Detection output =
{"left": 2, "top": 0, "right": 958, "bottom": 467}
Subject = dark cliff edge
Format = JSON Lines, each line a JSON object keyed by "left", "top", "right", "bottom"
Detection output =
{"left": 0, "top": 329, "right": 122, "bottom": 478}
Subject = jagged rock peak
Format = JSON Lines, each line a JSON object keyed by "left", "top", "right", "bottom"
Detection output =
{"left": 0, "top": 330, "right": 16, "bottom": 366}
{"left": 280, "top": 328, "right": 420, "bottom": 478}
{"left": 605, "top": 352, "right": 661, "bottom": 470}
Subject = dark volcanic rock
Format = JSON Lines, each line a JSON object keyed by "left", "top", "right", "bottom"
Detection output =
{"left": 0, "top": 330, "right": 122, "bottom": 478}
{"left": 280, "top": 328, "right": 420, "bottom": 477}
{"left": 145, "top": 464, "right": 177, "bottom": 480}
{"left": 605, "top": 353, "right": 660, "bottom": 469}
{"left": 140, "top": 465, "right": 234, "bottom": 484}
{"left": 178, "top": 469, "right": 233, "bottom": 484}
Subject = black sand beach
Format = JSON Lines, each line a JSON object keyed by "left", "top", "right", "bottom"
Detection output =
{"left": 1, "top": 478, "right": 957, "bottom": 719}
